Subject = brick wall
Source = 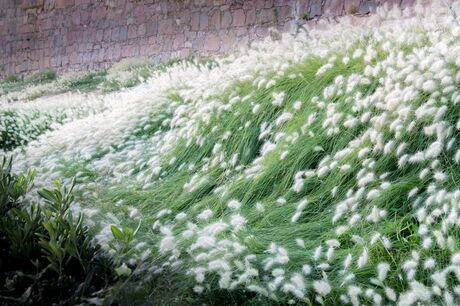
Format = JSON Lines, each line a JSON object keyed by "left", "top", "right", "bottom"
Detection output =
{"left": 0, "top": 0, "right": 423, "bottom": 77}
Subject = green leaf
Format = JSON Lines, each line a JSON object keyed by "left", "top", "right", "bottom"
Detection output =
{"left": 123, "top": 227, "right": 133, "bottom": 243}
{"left": 133, "top": 219, "right": 142, "bottom": 236}
{"left": 42, "top": 221, "right": 56, "bottom": 237}
{"left": 37, "top": 189, "right": 55, "bottom": 202}
{"left": 110, "top": 225, "right": 123, "bottom": 241}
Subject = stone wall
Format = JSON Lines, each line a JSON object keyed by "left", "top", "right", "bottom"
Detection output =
{"left": 0, "top": 0, "right": 422, "bottom": 77}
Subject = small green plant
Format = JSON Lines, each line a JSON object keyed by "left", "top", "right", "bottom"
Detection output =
{"left": 0, "top": 70, "right": 56, "bottom": 100}
{"left": 0, "top": 156, "right": 35, "bottom": 213}
{"left": 110, "top": 221, "right": 141, "bottom": 256}
{"left": 2, "top": 75, "right": 19, "bottom": 83}
{"left": 29, "top": 69, "right": 56, "bottom": 84}
{"left": 61, "top": 70, "right": 107, "bottom": 91}
{"left": 37, "top": 178, "right": 93, "bottom": 275}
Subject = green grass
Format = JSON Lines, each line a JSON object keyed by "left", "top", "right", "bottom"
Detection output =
{"left": 59, "top": 42, "right": 435, "bottom": 304}
{"left": 0, "top": 69, "right": 56, "bottom": 96}
{"left": 60, "top": 70, "right": 108, "bottom": 92}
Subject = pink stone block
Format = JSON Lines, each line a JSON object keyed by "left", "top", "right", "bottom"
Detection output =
{"left": 121, "top": 44, "right": 131, "bottom": 58}
{"left": 324, "top": 0, "right": 343, "bottom": 16}
{"left": 191, "top": 12, "right": 200, "bottom": 31}
{"left": 221, "top": 10, "right": 232, "bottom": 28}
{"left": 138, "top": 24, "right": 146, "bottom": 36}
{"left": 199, "top": 12, "right": 208, "bottom": 30}
{"left": 256, "top": 8, "right": 275, "bottom": 24}
{"left": 344, "top": 0, "right": 360, "bottom": 14}
{"left": 210, "top": 9, "right": 220, "bottom": 29}
{"left": 204, "top": 34, "right": 220, "bottom": 51}
{"left": 232, "top": 9, "right": 245, "bottom": 27}
{"left": 220, "top": 31, "right": 236, "bottom": 50}
{"left": 173, "top": 34, "right": 185, "bottom": 49}
{"left": 245, "top": 8, "right": 256, "bottom": 25}
{"left": 128, "top": 25, "right": 138, "bottom": 39}
{"left": 158, "top": 18, "right": 174, "bottom": 34}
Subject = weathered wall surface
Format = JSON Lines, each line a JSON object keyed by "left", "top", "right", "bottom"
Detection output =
{"left": 0, "top": 0, "right": 421, "bottom": 77}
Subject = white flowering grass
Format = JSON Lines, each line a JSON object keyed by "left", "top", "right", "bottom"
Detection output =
{"left": 4, "top": 1, "right": 460, "bottom": 304}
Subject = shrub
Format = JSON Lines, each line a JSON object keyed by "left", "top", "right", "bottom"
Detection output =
{"left": 60, "top": 70, "right": 107, "bottom": 92}
{"left": 2, "top": 75, "right": 19, "bottom": 84}
{"left": 0, "top": 157, "right": 117, "bottom": 305}
{"left": 29, "top": 69, "right": 56, "bottom": 84}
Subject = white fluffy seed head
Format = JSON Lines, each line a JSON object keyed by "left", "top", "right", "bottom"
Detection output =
{"left": 228, "top": 199, "right": 241, "bottom": 210}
